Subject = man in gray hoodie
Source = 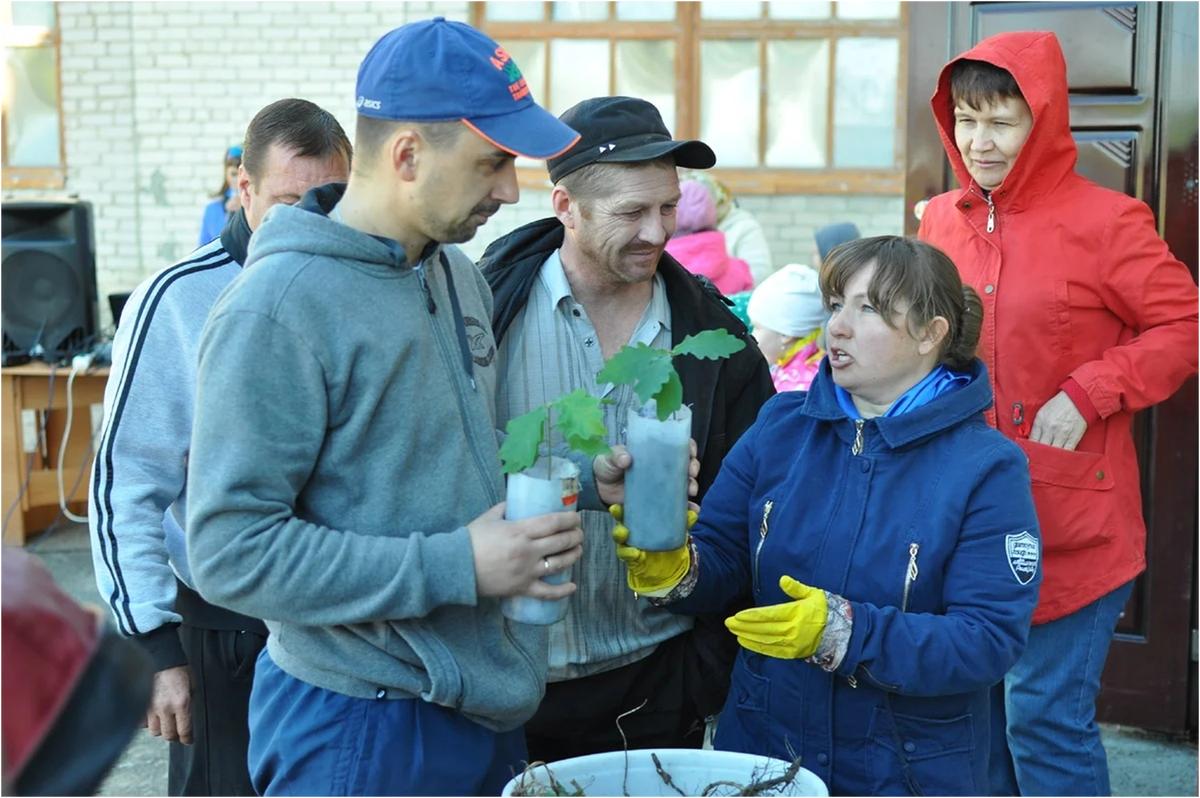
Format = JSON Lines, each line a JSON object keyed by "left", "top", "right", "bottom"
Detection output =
{"left": 185, "top": 19, "right": 607, "bottom": 797}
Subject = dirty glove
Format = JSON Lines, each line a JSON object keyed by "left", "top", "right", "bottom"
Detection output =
{"left": 609, "top": 504, "right": 696, "bottom": 597}
{"left": 725, "top": 575, "right": 828, "bottom": 659}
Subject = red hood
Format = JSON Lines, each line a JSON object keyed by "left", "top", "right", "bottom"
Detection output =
{"left": 931, "top": 31, "right": 1078, "bottom": 210}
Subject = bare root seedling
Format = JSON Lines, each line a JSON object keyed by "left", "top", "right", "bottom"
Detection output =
{"left": 651, "top": 752, "right": 688, "bottom": 796}
{"left": 698, "top": 755, "right": 804, "bottom": 796}
{"left": 509, "top": 760, "right": 587, "bottom": 797}
{"left": 615, "top": 698, "right": 649, "bottom": 797}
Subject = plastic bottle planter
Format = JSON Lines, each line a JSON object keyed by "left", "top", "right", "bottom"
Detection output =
{"left": 623, "top": 400, "right": 692, "bottom": 552}
{"left": 499, "top": 456, "right": 581, "bottom": 625}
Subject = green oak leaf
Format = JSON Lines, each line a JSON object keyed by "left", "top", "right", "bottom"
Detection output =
{"left": 553, "top": 389, "right": 612, "bottom": 459}
{"left": 596, "top": 343, "right": 673, "bottom": 404}
{"left": 651, "top": 370, "right": 684, "bottom": 420}
{"left": 672, "top": 329, "right": 746, "bottom": 360}
{"left": 498, "top": 405, "right": 548, "bottom": 475}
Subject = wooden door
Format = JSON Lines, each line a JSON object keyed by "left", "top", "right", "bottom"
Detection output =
{"left": 904, "top": 1, "right": 1198, "bottom": 735}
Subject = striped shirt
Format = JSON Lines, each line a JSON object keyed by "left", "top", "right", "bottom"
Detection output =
{"left": 494, "top": 249, "right": 693, "bottom": 681}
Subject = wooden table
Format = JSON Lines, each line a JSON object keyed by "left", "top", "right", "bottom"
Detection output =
{"left": 2, "top": 363, "right": 109, "bottom": 545}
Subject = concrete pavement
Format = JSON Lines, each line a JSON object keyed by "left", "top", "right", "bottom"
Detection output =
{"left": 19, "top": 521, "right": 1199, "bottom": 797}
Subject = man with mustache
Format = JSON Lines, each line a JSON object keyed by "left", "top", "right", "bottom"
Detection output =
{"left": 184, "top": 19, "right": 601, "bottom": 796}
{"left": 480, "top": 96, "right": 775, "bottom": 761}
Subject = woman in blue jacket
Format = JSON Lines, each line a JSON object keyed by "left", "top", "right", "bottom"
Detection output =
{"left": 613, "top": 236, "right": 1040, "bottom": 796}
{"left": 198, "top": 145, "right": 242, "bottom": 246}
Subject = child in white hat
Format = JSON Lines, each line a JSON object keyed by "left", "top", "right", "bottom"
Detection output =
{"left": 747, "top": 263, "right": 827, "bottom": 392}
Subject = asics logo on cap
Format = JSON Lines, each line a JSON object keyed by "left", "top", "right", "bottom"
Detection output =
{"left": 488, "top": 45, "right": 530, "bottom": 102}
{"left": 357, "top": 96, "right": 382, "bottom": 110}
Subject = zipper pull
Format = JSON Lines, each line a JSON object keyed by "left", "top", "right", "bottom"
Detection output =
{"left": 902, "top": 542, "right": 920, "bottom": 612}
{"left": 852, "top": 419, "right": 864, "bottom": 456}
{"left": 753, "top": 499, "right": 774, "bottom": 595}
{"left": 986, "top": 196, "right": 996, "bottom": 233}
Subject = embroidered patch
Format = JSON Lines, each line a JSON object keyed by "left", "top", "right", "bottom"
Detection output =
{"left": 1006, "top": 531, "right": 1039, "bottom": 585}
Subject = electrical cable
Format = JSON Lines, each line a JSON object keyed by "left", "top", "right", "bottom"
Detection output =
{"left": 26, "top": 435, "right": 95, "bottom": 551}
{"left": 57, "top": 363, "right": 89, "bottom": 523}
{"left": 1, "top": 365, "right": 57, "bottom": 537}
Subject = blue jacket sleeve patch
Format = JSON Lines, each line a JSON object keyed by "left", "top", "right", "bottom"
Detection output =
{"left": 1006, "top": 531, "right": 1039, "bottom": 585}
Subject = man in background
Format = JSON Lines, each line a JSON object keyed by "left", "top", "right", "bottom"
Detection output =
{"left": 89, "top": 97, "right": 352, "bottom": 796}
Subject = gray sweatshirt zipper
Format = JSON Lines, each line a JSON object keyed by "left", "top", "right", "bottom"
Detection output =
{"left": 416, "top": 258, "right": 498, "bottom": 505}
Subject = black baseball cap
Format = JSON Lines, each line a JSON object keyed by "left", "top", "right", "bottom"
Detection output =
{"left": 547, "top": 96, "right": 716, "bottom": 183}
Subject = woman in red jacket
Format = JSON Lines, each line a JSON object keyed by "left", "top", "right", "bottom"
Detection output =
{"left": 918, "top": 31, "right": 1198, "bottom": 797}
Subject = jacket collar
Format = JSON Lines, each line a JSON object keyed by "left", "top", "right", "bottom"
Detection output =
{"left": 802, "top": 358, "right": 995, "bottom": 450}
{"left": 930, "top": 31, "right": 1077, "bottom": 213}
{"left": 218, "top": 207, "right": 252, "bottom": 266}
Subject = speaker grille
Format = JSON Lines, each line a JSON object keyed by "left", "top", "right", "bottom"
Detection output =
{"left": 1, "top": 200, "right": 96, "bottom": 361}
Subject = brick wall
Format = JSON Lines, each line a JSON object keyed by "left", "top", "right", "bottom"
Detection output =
{"left": 5, "top": 1, "right": 905, "bottom": 330}
{"left": 7, "top": 1, "right": 468, "bottom": 329}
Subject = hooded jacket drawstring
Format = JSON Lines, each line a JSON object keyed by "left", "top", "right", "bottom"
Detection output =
{"left": 440, "top": 251, "right": 477, "bottom": 391}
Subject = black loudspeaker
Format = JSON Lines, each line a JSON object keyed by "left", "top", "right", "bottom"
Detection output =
{"left": 2, "top": 200, "right": 97, "bottom": 364}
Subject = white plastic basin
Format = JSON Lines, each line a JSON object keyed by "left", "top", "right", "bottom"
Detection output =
{"left": 501, "top": 748, "right": 829, "bottom": 797}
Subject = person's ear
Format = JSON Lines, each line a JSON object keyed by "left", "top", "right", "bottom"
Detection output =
{"left": 918, "top": 315, "right": 950, "bottom": 356}
{"left": 551, "top": 185, "right": 577, "bottom": 229}
{"left": 389, "top": 128, "right": 421, "bottom": 182}
{"left": 236, "top": 165, "right": 252, "bottom": 210}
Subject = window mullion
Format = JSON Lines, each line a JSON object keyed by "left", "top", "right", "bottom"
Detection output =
{"left": 758, "top": 40, "right": 767, "bottom": 168}
{"left": 825, "top": 36, "right": 836, "bottom": 169}
{"left": 678, "top": 1, "right": 699, "bottom": 139}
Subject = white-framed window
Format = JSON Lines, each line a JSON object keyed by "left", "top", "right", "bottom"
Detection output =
{"left": 2, "top": 0, "right": 65, "bottom": 189}
{"left": 476, "top": 1, "right": 907, "bottom": 194}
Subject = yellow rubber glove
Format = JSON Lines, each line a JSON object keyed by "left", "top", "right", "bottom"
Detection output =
{"left": 725, "top": 575, "right": 828, "bottom": 659}
{"left": 609, "top": 504, "right": 696, "bottom": 597}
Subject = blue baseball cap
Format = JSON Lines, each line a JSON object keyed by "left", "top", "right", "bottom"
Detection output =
{"left": 355, "top": 18, "right": 579, "bottom": 160}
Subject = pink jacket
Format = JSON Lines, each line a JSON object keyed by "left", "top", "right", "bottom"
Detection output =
{"left": 771, "top": 338, "right": 823, "bottom": 392}
{"left": 665, "top": 230, "right": 754, "bottom": 296}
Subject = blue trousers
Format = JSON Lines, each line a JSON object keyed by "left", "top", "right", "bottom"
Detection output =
{"left": 247, "top": 649, "right": 528, "bottom": 796}
{"left": 989, "top": 580, "right": 1134, "bottom": 797}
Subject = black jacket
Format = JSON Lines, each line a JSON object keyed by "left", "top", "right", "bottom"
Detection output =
{"left": 479, "top": 217, "right": 775, "bottom": 717}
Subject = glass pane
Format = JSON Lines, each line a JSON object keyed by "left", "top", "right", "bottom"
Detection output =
{"left": 10, "top": 1, "right": 55, "bottom": 28}
{"left": 701, "top": 1, "right": 763, "bottom": 20}
{"left": 699, "top": 40, "right": 760, "bottom": 168}
{"left": 503, "top": 40, "right": 547, "bottom": 107}
{"left": 765, "top": 40, "right": 828, "bottom": 168}
{"left": 549, "top": 39, "right": 609, "bottom": 116}
{"left": 486, "top": 1, "right": 545, "bottom": 22}
{"left": 615, "top": 41, "right": 677, "bottom": 133}
{"left": 552, "top": 1, "right": 608, "bottom": 21}
{"left": 4, "top": 46, "right": 61, "bottom": 168}
{"left": 768, "top": 2, "right": 832, "bottom": 19}
{"left": 833, "top": 37, "right": 899, "bottom": 168}
{"left": 616, "top": 1, "right": 676, "bottom": 21}
{"left": 836, "top": 0, "right": 900, "bottom": 19}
